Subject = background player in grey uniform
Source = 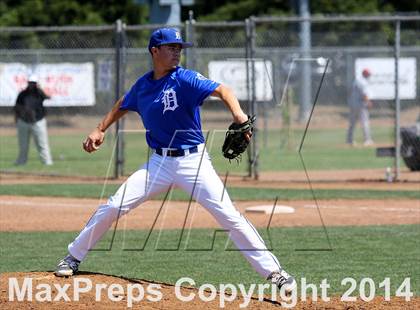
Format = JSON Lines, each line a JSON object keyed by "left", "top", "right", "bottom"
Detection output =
{"left": 54, "top": 28, "right": 296, "bottom": 294}
{"left": 13, "top": 75, "right": 53, "bottom": 165}
{"left": 346, "top": 68, "right": 374, "bottom": 146}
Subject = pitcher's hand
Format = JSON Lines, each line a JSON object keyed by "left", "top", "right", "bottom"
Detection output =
{"left": 83, "top": 128, "right": 105, "bottom": 153}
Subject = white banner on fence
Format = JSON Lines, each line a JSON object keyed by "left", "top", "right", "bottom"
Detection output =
{"left": 208, "top": 60, "right": 273, "bottom": 101}
{"left": 0, "top": 63, "right": 95, "bottom": 106}
{"left": 355, "top": 58, "right": 417, "bottom": 100}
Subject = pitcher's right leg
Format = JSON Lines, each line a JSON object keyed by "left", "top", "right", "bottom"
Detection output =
{"left": 55, "top": 154, "right": 173, "bottom": 276}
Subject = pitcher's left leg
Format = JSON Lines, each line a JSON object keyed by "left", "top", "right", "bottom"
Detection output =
{"left": 175, "top": 151, "right": 283, "bottom": 279}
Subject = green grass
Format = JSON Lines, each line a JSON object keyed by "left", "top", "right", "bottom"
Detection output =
{"left": 0, "top": 225, "right": 419, "bottom": 295}
{"left": 0, "top": 183, "right": 418, "bottom": 200}
{"left": 0, "top": 126, "right": 398, "bottom": 177}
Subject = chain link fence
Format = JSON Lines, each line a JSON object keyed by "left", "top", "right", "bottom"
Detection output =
{"left": 0, "top": 25, "right": 118, "bottom": 178}
{"left": 0, "top": 15, "right": 419, "bottom": 181}
{"left": 248, "top": 16, "right": 419, "bottom": 181}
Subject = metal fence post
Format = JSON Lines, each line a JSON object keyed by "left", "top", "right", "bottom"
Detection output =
{"left": 252, "top": 17, "right": 259, "bottom": 180}
{"left": 248, "top": 16, "right": 259, "bottom": 180}
{"left": 114, "top": 19, "right": 126, "bottom": 178}
{"left": 185, "top": 10, "right": 195, "bottom": 69}
{"left": 394, "top": 19, "right": 401, "bottom": 181}
{"left": 245, "top": 18, "right": 252, "bottom": 178}
{"left": 298, "top": 0, "right": 312, "bottom": 122}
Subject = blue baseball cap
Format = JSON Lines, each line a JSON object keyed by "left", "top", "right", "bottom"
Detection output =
{"left": 148, "top": 28, "right": 193, "bottom": 51}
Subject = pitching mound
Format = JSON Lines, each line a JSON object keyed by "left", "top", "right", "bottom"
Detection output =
{"left": 1, "top": 272, "right": 418, "bottom": 309}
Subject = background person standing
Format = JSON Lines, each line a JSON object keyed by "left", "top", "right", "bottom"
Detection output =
{"left": 13, "top": 75, "right": 53, "bottom": 165}
{"left": 346, "top": 68, "right": 374, "bottom": 146}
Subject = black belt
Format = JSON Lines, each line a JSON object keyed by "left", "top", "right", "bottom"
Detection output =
{"left": 155, "top": 146, "right": 198, "bottom": 157}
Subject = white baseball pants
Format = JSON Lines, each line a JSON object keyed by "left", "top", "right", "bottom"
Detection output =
{"left": 346, "top": 104, "right": 372, "bottom": 144}
{"left": 68, "top": 144, "right": 282, "bottom": 278}
{"left": 15, "top": 118, "right": 53, "bottom": 165}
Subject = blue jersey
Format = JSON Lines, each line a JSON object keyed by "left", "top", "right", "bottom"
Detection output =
{"left": 120, "top": 66, "right": 219, "bottom": 149}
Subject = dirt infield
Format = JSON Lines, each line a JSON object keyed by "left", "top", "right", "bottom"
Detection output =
{"left": 1, "top": 272, "right": 418, "bottom": 309}
{"left": 0, "top": 195, "right": 419, "bottom": 231}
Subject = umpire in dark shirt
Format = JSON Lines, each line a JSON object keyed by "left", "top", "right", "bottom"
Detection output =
{"left": 14, "top": 75, "right": 53, "bottom": 165}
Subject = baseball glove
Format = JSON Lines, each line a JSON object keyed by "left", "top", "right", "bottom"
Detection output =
{"left": 222, "top": 115, "right": 256, "bottom": 161}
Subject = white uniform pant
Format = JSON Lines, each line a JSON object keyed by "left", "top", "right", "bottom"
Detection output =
{"left": 15, "top": 118, "right": 53, "bottom": 165}
{"left": 346, "top": 104, "right": 372, "bottom": 144}
{"left": 68, "top": 146, "right": 281, "bottom": 278}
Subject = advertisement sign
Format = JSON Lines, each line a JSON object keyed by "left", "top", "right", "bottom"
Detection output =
{"left": 0, "top": 63, "right": 95, "bottom": 106}
{"left": 355, "top": 58, "right": 416, "bottom": 100}
{"left": 208, "top": 60, "right": 273, "bottom": 101}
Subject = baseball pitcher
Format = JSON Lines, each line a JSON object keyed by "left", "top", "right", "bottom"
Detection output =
{"left": 54, "top": 28, "right": 296, "bottom": 294}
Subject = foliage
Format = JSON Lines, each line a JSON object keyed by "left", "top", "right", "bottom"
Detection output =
{"left": 0, "top": 0, "right": 148, "bottom": 26}
{"left": 0, "top": 0, "right": 419, "bottom": 27}
{"left": 192, "top": 0, "right": 290, "bottom": 21}
{"left": 310, "top": 0, "right": 389, "bottom": 15}
{"left": 188, "top": 0, "right": 419, "bottom": 46}
{"left": 191, "top": 0, "right": 419, "bottom": 21}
